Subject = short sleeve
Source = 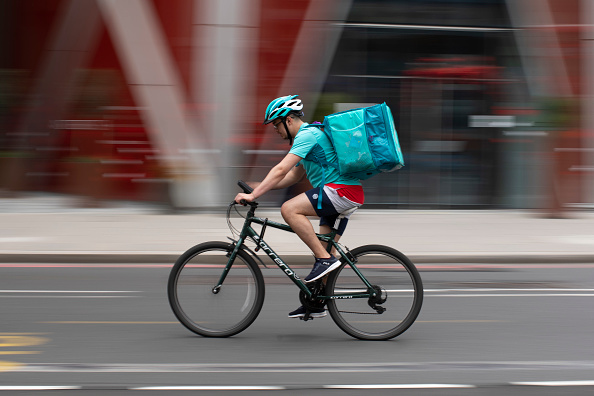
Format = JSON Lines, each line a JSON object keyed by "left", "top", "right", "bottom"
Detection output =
{"left": 289, "top": 129, "right": 317, "bottom": 159}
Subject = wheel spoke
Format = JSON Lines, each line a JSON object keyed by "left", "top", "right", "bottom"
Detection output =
{"left": 168, "top": 242, "right": 265, "bottom": 337}
{"left": 327, "top": 245, "right": 423, "bottom": 340}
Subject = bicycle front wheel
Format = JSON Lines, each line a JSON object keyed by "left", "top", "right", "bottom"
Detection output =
{"left": 167, "top": 242, "right": 265, "bottom": 337}
{"left": 326, "top": 245, "right": 423, "bottom": 340}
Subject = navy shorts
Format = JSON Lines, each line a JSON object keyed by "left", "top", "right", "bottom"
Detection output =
{"left": 304, "top": 186, "right": 359, "bottom": 235}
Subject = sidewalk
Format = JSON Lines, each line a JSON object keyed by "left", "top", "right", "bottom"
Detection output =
{"left": 1, "top": 194, "right": 594, "bottom": 264}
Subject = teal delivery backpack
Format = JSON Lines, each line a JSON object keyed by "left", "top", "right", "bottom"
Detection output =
{"left": 320, "top": 102, "right": 404, "bottom": 180}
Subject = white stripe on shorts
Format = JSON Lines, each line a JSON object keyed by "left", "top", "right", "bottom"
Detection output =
{"left": 323, "top": 185, "right": 361, "bottom": 218}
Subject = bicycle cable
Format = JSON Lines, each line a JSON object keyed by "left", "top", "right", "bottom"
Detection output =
{"left": 226, "top": 202, "right": 245, "bottom": 239}
{"left": 226, "top": 202, "right": 259, "bottom": 250}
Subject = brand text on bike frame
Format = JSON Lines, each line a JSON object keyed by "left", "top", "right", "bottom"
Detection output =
{"left": 214, "top": 212, "right": 375, "bottom": 301}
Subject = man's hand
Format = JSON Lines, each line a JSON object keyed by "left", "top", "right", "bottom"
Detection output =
{"left": 234, "top": 193, "right": 256, "bottom": 205}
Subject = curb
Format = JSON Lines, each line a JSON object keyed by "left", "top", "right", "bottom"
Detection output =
{"left": 1, "top": 253, "right": 594, "bottom": 264}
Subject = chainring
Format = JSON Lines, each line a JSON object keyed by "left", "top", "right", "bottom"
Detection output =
{"left": 298, "top": 283, "right": 326, "bottom": 311}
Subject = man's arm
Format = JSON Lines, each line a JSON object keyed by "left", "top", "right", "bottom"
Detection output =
{"left": 234, "top": 153, "right": 303, "bottom": 203}
{"left": 274, "top": 161, "right": 305, "bottom": 189}
{"left": 246, "top": 161, "right": 305, "bottom": 191}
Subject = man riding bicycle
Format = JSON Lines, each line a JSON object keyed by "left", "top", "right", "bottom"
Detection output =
{"left": 234, "top": 95, "right": 364, "bottom": 319}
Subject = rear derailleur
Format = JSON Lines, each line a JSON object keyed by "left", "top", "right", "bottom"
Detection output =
{"left": 368, "top": 285, "right": 387, "bottom": 314}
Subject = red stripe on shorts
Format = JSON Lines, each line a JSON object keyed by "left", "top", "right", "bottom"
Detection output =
{"left": 326, "top": 183, "right": 365, "bottom": 204}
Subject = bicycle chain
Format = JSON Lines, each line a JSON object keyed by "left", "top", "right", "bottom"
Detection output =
{"left": 336, "top": 310, "right": 383, "bottom": 315}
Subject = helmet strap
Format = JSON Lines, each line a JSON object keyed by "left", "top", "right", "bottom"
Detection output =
{"left": 282, "top": 118, "right": 293, "bottom": 145}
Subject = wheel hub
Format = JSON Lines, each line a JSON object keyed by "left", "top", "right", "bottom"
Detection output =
{"left": 368, "top": 285, "right": 387, "bottom": 313}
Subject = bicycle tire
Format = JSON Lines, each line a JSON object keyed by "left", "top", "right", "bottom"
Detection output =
{"left": 326, "top": 245, "right": 423, "bottom": 340}
{"left": 167, "top": 241, "right": 265, "bottom": 337}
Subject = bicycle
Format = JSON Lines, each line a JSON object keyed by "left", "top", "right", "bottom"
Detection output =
{"left": 167, "top": 181, "right": 423, "bottom": 340}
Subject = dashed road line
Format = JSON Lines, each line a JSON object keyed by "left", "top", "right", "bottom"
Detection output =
{"left": 132, "top": 386, "right": 285, "bottom": 391}
{"left": 0, "top": 386, "right": 80, "bottom": 390}
{"left": 424, "top": 288, "right": 594, "bottom": 297}
{"left": 511, "top": 381, "right": 594, "bottom": 386}
{"left": 0, "top": 296, "right": 139, "bottom": 299}
{"left": 0, "top": 382, "right": 593, "bottom": 391}
{"left": 429, "top": 293, "right": 594, "bottom": 297}
{"left": 40, "top": 321, "right": 178, "bottom": 324}
{"left": 0, "top": 335, "right": 48, "bottom": 347}
{"left": 0, "top": 362, "right": 24, "bottom": 372}
{"left": 6, "top": 360, "right": 594, "bottom": 373}
{"left": 0, "top": 290, "right": 140, "bottom": 293}
{"left": 0, "top": 290, "right": 141, "bottom": 299}
{"left": 324, "top": 384, "right": 476, "bottom": 389}
{"left": 0, "top": 351, "right": 41, "bottom": 355}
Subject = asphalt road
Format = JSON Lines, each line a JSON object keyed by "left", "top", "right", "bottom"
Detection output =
{"left": 1, "top": 261, "right": 594, "bottom": 395}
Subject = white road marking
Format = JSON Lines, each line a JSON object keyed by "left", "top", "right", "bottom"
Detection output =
{"left": 133, "top": 386, "right": 285, "bottom": 390}
{"left": 429, "top": 294, "right": 594, "bottom": 297}
{"left": 2, "top": 382, "right": 594, "bottom": 391}
{"left": 0, "top": 296, "right": 139, "bottom": 299}
{"left": 325, "top": 384, "right": 475, "bottom": 389}
{"left": 0, "top": 290, "right": 140, "bottom": 293}
{"left": 512, "top": 381, "right": 594, "bottom": 386}
{"left": 0, "top": 290, "right": 141, "bottom": 299}
{"left": 0, "top": 386, "right": 80, "bottom": 390}
{"left": 9, "top": 361, "right": 594, "bottom": 373}
{"left": 423, "top": 288, "right": 594, "bottom": 297}
{"left": 424, "top": 288, "right": 594, "bottom": 292}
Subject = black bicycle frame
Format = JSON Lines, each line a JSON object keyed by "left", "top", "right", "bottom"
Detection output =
{"left": 214, "top": 206, "right": 375, "bottom": 301}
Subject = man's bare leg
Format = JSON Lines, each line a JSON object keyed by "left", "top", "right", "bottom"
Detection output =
{"left": 280, "top": 193, "right": 331, "bottom": 259}
{"left": 319, "top": 224, "right": 341, "bottom": 256}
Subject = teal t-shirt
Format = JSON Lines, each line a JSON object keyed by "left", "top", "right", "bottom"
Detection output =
{"left": 289, "top": 123, "right": 360, "bottom": 188}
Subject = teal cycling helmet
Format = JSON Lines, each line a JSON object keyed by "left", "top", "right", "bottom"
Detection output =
{"left": 264, "top": 95, "right": 304, "bottom": 145}
{"left": 263, "top": 95, "right": 304, "bottom": 125}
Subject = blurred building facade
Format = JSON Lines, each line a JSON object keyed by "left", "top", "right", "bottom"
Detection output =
{"left": 0, "top": 0, "right": 591, "bottom": 211}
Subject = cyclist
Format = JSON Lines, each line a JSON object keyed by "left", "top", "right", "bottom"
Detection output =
{"left": 234, "top": 94, "right": 364, "bottom": 318}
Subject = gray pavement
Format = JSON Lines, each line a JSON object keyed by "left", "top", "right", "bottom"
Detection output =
{"left": 1, "top": 193, "right": 594, "bottom": 264}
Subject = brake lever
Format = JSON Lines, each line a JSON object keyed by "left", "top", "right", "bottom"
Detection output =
{"left": 232, "top": 199, "right": 257, "bottom": 208}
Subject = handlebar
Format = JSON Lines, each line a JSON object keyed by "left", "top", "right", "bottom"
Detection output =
{"left": 238, "top": 180, "right": 253, "bottom": 194}
{"left": 235, "top": 180, "right": 257, "bottom": 208}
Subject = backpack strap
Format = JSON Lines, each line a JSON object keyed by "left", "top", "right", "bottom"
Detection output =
{"left": 307, "top": 124, "right": 339, "bottom": 170}
{"left": 304, "top": 143, "right": 338, "bottom": 209}
{"left": 302, "top": 124, "right": 340, "bottom": 209}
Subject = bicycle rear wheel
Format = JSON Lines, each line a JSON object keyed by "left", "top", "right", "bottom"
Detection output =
{"left": 167, "top": 242, "right": 265, "bottom": 337}
{"left": 326, "top": 245, "right": 423, "bottom": 340}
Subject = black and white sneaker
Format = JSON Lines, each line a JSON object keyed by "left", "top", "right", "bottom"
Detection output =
{"left": 304, "top": 255, "right": 341, "bottom": 283}
{"left": 288, "top": 305, "right": 327, "bottom": 318}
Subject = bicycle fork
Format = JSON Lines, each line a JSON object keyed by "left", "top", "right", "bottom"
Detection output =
{"left": 211, "top": 238, "right": 246, "bottom": 294}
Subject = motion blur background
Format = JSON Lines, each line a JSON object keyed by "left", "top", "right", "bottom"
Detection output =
{"left": 1, "top": 0, "right": 592, "bottom": 214}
